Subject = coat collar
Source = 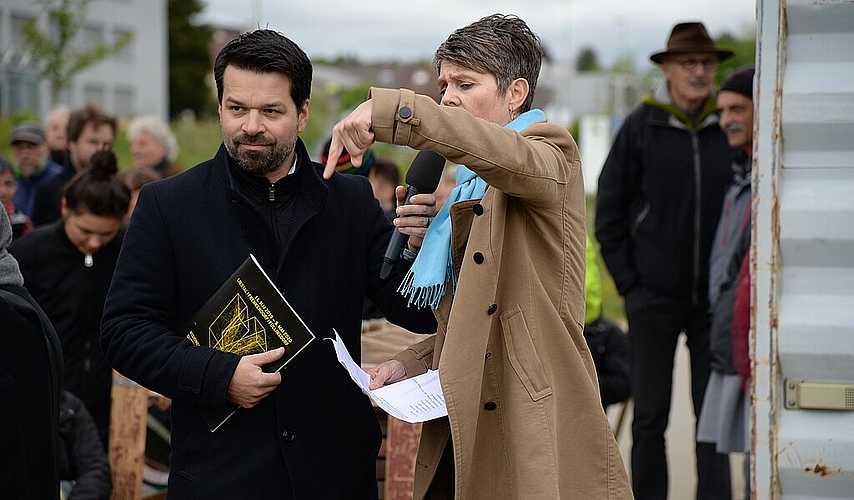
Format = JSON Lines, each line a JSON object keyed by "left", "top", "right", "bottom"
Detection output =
{"left": 216, "top": 137, "right": 328, "bottom": 218}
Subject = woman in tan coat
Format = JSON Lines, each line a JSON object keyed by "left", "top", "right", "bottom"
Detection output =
{"left": 326, "top": 14, "right": 632, "bottom": 500}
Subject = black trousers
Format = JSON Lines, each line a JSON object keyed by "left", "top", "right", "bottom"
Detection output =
{"left": 625, "top": 287, "right": 732, "bottom": 500}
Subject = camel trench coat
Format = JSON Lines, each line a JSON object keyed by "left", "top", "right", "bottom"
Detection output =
{"left": 371, "top": 88, "right": 633, "bottom": 500}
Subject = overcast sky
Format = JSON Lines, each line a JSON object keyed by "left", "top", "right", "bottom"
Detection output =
{"left": 199, "top": 0, "right": 756, "bottom": 70}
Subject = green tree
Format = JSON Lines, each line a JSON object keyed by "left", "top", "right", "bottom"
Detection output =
{"left": 610, "top": 54, "right": 637, "bottom": 75}
{"left": 576, "top": 46, "right": 601, "bottom": 72}
{"left": 715, "top": 31, "right": 757, "bottom": 85}
{"left": 22, "top": 0, "right": 133, "bottom": 106}
{"left": 168, "top": 0, "right": 214, "bottom": 118}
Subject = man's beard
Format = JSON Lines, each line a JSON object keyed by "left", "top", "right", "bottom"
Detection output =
{"left": 224, "top": 132, "right": 296, "bottom": 175}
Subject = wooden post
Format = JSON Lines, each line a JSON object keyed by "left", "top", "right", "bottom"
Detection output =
{"left": 109, "top": 370, "right": 149, "bottom": 500}
{"left": 384, "top": 417, "right": 422, "bottom": 500}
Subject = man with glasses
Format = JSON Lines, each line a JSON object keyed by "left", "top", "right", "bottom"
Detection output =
{"left": 596, "top": 21, "right": 736, "bottom": 500}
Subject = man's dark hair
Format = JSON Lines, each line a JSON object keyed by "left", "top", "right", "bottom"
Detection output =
{"left": 370, "top": 157, "right": 400, "bottom": 187}
{"left": 66, "top": 104, "right": 117, "bottom": 144}
{"left": 434, "top": 14, "right": 544, "bottom": 113}
{"left": 214, "top": 29, "right": 312, "bottom": 110}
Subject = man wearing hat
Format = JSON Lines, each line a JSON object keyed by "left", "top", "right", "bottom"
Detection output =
{"left": 596, "top": 21, "right": 736, "bottom": 499}
{"left": 10, "top": 124, "right": 63, "bottom": 218}
{"left": 697, "top": 66, "right": 756, "bottom": 500}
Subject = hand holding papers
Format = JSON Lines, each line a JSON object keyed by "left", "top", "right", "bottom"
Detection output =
{"left": 329, "top": 331, "right": 447, "bottom": 423}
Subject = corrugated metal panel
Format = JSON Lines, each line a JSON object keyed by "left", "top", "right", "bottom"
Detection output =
{"left": 754, "top": 0, "right": 854, "bottom": 498}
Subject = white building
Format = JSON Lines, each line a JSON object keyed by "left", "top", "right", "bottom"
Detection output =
{"left": 538, "top": 62, "right": 649, "bottom": 194}
{"left": 0, "top": 0, "right": 168, "bottom": 120}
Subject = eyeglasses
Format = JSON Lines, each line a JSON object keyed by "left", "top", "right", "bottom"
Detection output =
{"left": 674, "top": 58, "right": 719, "bottom": 71}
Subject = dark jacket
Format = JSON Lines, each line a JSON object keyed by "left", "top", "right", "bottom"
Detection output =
{"left": 583, "top": 317, "right": 631, "bottom": 408}
{"left": 101, "top": 141, "right": 436, "bottom": 499}
{"left": 10, "top": 220, "right": 125, "bottom": 448}
{"left": 59, "top": 391, "right": 111, "bottom": 500}
{"left": 1, "top": 285, "right": 63, "bottom": 500}
{"left": 31, "top": 157, "right": 76, "bottom": 226}
{"left": 152, "top": 157, "right": 184, "bottom": 178}
{"left": 708, "top": 156, "right": 752, "bottom": 373}
{"left": 596, "top": 85, "right": 734, "bottom": 304}
{"left": 13, "top": 158, "right": 63, "bottom": 218}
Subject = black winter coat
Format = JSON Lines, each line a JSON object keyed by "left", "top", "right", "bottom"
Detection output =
{"left": 101, "top": 141, "right": 436, "bottom": 499}
{"left": 1, "top": 285, "right": 63, "bottom": 500}
{"left": 10, "top": 221, "right": 124, "bottom": 448}
{"left": 596, "top": 95, "right": 733, "bottom": 304}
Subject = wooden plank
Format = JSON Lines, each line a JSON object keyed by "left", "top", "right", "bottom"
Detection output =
{"left": 109, "top": 370, "right": 149, "bottom": 500}
{"left": 384, "top": 416, "right": 422, "bottom": 500}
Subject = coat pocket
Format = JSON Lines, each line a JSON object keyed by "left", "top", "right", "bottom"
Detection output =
{"left": 500, "top": 305, "right": 553, "bottom": 401}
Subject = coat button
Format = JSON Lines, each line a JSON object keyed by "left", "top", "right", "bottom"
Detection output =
{"left": 473, "top": 252, "right": 484, "bottom": 264}
{"left": 484, "top": 402, "right": 497, "bottom": 411}
{"left": 487, "top": 303, "right": 498, "bottom": 315}
{"left": 282, "top": 429, "right": 295, "bottom": 441}
{"left": 399, "top": 106, "right": 412, "bottom": 119}
{"left": 485, "top": 351, "right": 492, "bottom": 360}
{"left": 473, "top": 203, "right": 484, "bottom": 216}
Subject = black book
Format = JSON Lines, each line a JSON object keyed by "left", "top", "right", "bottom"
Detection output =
{"left": 184, "top": 254, "right": 315, "bottom": 432}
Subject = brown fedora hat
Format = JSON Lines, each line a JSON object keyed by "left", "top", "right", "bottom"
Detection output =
{"left": 649, "top": 21, "right": 734, "bottom": 64}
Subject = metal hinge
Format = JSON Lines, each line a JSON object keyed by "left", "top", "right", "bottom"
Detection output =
{"left": 785, "top": 380, "right": 854, "bottom": 410}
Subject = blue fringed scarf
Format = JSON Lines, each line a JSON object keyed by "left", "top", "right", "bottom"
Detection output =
{"left": 398, "top": 109, "right": 546, "bottom": 309}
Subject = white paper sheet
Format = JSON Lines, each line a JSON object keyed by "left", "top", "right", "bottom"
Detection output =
{"left": 329, "top": 330, "right": 447, "bottom": 423}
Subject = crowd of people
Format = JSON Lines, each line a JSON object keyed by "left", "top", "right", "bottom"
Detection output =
{"left": 1, "top": 13, "right": 759, "bottom": 500}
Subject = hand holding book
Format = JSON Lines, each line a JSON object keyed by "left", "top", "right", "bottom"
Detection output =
{"left": 226, "top": 347, "right": 286, "bottom": 409}
{"left": 184, "top": 254, "right": 315, "bottom": 431}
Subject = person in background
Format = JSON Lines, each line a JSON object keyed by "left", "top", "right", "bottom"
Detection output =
{"left": 119, "top": 167, "right": 162, "bottom": 221}
{"left": 584, "top": 235, "right": 631, "bottom": 410}
{"left": 12, "top": 149, "right": 130, "bottom": 451}
{"left": 595, "top": 21, "right": 736, "bottom": 499}
{"left": 330, "top": 14, "right": 632, "bottom": 499}
{"left": 361, "top": 155, "right": 402, "bottom": 317}
{"left": 58, "top": 390, "right": 112, "bottom": 500}
{"left": 100, "top": 29, "right": 436, "bottom": 499}
{"left": 696, "top": 66, "right": 756, "bottom": 500}
{"left": 31, "top": 104, "right": 117, "bottom": 226}
{"left": 10, "top": 123, "right": 63, "bottom": 218}
{"left": 127, "top": 115, "right": 183, "bottom": 178}
{"left": 368, "top": 156, "right": 401, "bottom": 221}
{"left": 0, "top": 208, "right": 63, "bottom": 500}
{"left": 319, "top": 136, "right": 376, "bottom": 177}
{"left": 0, "top": 155, "right": 33, "bottom": 239}
{"left": 46, "top": 105, "right": 71, "bottom": 166}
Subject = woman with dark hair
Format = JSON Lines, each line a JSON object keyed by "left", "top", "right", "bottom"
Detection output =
{"left": 11, "top": 149, "right": 130, "bottom": 450}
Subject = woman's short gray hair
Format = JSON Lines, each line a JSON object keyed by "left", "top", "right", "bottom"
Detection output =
{"left": 127, "top": 115, "right": 179, "bottom": 162}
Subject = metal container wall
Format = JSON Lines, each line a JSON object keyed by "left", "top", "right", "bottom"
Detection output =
{"left": 754, "top": 0, "right": 854, "bottom": 498}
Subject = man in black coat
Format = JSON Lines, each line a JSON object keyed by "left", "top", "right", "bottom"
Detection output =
{"left": 595, "top": 22, "right": 735, "bottom": 500}
{"left": 101, "top": 29, "right": 437, "bottom": 499}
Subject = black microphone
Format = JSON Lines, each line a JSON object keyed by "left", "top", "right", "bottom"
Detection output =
{"left": 379, "top": 149, "right": 446, "bottom": 280}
